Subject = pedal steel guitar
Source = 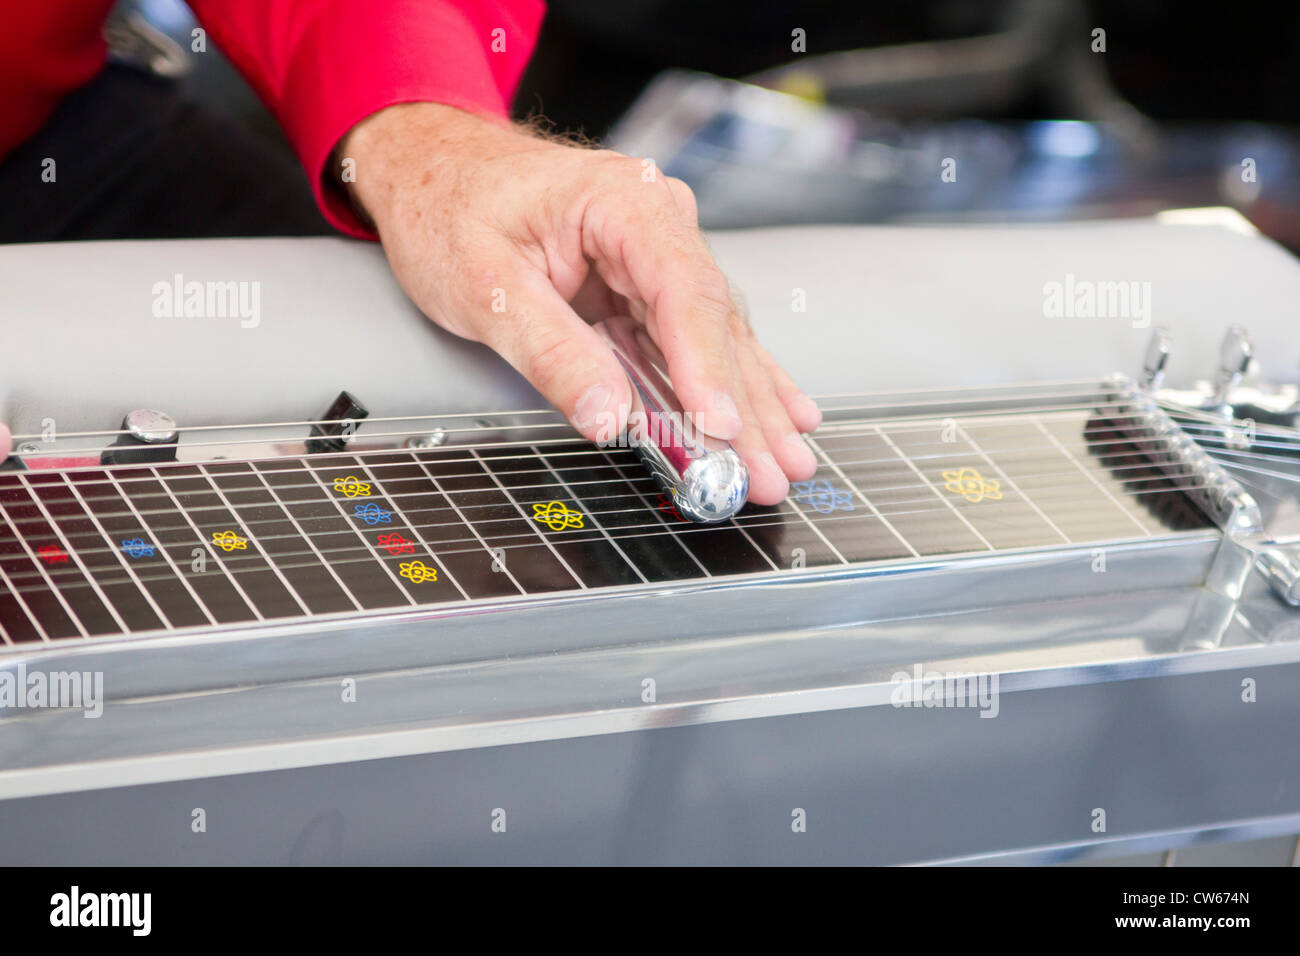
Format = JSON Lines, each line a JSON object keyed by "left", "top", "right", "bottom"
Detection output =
{"left": 1, "top": 321, "right": 1298, "bottom": 865}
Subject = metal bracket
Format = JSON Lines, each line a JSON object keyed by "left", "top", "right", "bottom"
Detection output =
{"left": 1127, "top": 328, "right": 1300, "bottom": 610}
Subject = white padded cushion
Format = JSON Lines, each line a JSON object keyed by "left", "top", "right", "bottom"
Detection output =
{"left": 0, "top": 215, "right": 1296, "bottom": 433}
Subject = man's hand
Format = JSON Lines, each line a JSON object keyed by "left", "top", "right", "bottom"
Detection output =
{"left": 0, "top": 425, "right": 9, "bottom": 460}
{"left": 338, "top": 103, "right": 820, "bottom": 504}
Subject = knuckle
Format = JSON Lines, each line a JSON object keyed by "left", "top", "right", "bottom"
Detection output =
{"left": 727, "top": 309, "right": 754, "bottom": 341}
{"left": 665, "top": 177, "right": 698, "bottom": 216}
{"left": 684, "top": 266, "right": 733, "bottom": 310}
{"left": 526, "top": 334, "right": 573, "bottom": 393}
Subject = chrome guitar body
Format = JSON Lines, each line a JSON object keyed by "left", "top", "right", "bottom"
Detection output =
{"left": 1, "top": 227, "right": 1298, "bottom": 865}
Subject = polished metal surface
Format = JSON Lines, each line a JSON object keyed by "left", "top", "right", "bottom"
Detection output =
{"left": 594, "top": 316, "right": 749, "bottom": 521}
{"left": 2, "top": 354, "right": 1298, "bottom": 864}
{"left": 3, "top": 227, "right": 1298, "bottom": 864}
{"left": 1156, "top": 326, "right": 1300, "bottom": 432}
{"left": 122, "top": 408, "right": 178, "bottom": 444}
{"left": 1119, "top": 329, "right": 1300, "bottom": 604}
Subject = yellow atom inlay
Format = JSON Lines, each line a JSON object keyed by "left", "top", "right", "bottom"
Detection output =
{"left": 399, "top": 560, "right": 438, "bottom": 583}
{"left": 333, "top": 475, "right": 372, "bottom": 498}
{"left": 212, "top": 530, "right": 249, "bottom": 551}
{"left": 942, "top": 467, "right": 1003, "bottom": 503}
{"left": 532, "top": 500, "right": 584, "bottom": 531}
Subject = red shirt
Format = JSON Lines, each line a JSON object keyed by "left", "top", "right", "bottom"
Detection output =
{"left": 0, "top": 0, "right": 545, "bottom": 237}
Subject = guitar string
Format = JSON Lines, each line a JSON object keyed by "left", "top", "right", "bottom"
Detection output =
{"left": 0, "top": 421, "right": 1215, "bottom": 587}
{"left": 0, "top": 478, "right": 1215, "bottom": 598}
{"left": 0, "top": 436, "right": 1214, "bottom": 536}
{"left": 10, "top": 401, "right": 1142, "bottom": 457}
{"left": 0, "top": 410, "right": 1234, "bottom": 537}
{"left": 16, "top": 388, "right": 1292, "bottom": 446}
{"left": 12, "top": 409, "right": 1295, "bottom": 492}
{"left": 0, "top": 425, "right": 1209, "bottom": 580}
{"left": 20, "top": 389, "right": 1293, "bottom": 452}
{"left": 0, "top": 385, "right": 1282, "bottom": 629}
{"left": 13, "top": 404, "right": 1298, "bottom": 455}
{"left": 0, "top": 417, "right": 1268, "bottom": 599}
{"left": 0, "top": 464, "right": 1208, "bottom": 582}
{"left": 0, "top": 380, "right": 1145, "bottom": 441}
{"left": 2, "top": 409, "right": 1259, "bottom": 503}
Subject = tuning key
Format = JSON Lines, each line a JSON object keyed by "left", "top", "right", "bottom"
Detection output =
{"left": 1142, "top": 327, "right": 1172, "bottom": 389}
{"left": 1213, "top": 326, "right": 1255, "bottom": 404}
{"left": 100, "top": 409, "right": 179, "bottom": 466}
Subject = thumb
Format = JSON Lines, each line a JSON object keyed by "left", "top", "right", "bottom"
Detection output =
{"left": 0, "top": 424, "right": 10, "bottom": 460}
{"left": 476, "top": 273, "right": 632, "bottom": 443}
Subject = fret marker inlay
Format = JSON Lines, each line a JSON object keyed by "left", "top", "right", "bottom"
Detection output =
{"left": 531, "top": 501, "right": 585, "bottom": 531}
{"left": 211, "top": 530, "right": 249, "bottom": 552}
{"left": 941, "top": 468, "right": 1003, "bottom": 504}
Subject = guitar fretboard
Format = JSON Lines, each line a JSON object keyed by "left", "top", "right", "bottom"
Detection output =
{"left": 0, "top": 411, "right": 1208, "bottom": 646}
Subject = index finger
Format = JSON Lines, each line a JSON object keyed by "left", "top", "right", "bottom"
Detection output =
{"left": 585, "top": 208, "right": 746, "bottom": 441}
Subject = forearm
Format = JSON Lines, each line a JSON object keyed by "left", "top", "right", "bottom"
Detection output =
{"left": 335, "top": 103, "right": 519, "bottom": 233}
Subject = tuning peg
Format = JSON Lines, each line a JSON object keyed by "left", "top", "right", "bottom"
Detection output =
{"left": 1141, "top": 327, "right": 1172, "bottom": 389}
{"left": 1213, "top": 326, "right": 1255, "bottom": 404}
{"left": 100, "top": 409, "right": 179, "bottom": 466}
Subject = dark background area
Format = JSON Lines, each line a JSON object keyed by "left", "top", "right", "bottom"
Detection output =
{"left": 5, "top": 0, "right": 1297, "bottom": 244}
{"left": 516, "top": 0, "right": 1300, "bottom": 136}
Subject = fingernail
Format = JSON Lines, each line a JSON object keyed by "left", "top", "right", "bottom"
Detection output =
{"left": 573, "top": 384, "right": 612, "bottom": 430}
{"left": 699, "top": 390, "right": 742, "bottom": 440}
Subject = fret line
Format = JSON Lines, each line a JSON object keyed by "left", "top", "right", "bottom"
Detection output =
{"left": 0, "top": 558, "right": 45, "bottom": 643}
{"left": 150, "top": 466, "right": 265, "bottom": 622}
{"left": 532, "top": 445, "right": 647, "bottom": 585}
{"left": 298, "top": 462, "right": 418, "bottom": 606}
{"left": 601, "top": 451, "right": 713, "bottom": 578}
{"left": 248, "top": 467, "right": 367, "bottom": 611}
{"left": 957, "top": 426, "right": 1071, "bottom": 545}
{"left": 873, "top": 426, "right": 995, "bottom": 551}
{"left": 805, "top": 435, "right": 920, "bottom": 558}
{"left": 1033, "top": 419, "right": 1152, "bottom": 537}
{"left": 469, "top": 448, "right": 586, "bottom": 591}
{"left": 0, "top": 487, "right": 89, "bottom": 637}
{"left": 408, "top": 453, "right": 527, "bottom": 595}
{"left": 196, "top": 465, "right": 312, "bottom": 617}
{"left": 61, "top": 474, "right": 173, "bottom": 630}
{"left": 17, "top": 475, "right": 130, "bottom": 634}
{"left": 782, "top": 493, "right": 850, "bottom": 565}
{"left": 728, "top": 516, "right": 780, "bottom": 571}
{"left": 349, "top": 458, "right": 472, "bottom": 602}
{"left": 106, "top": 470, "right": 217, "bottom": 627}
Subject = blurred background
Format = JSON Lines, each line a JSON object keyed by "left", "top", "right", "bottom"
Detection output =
{"left": 93, "top": 0, "right": 1300, "bottom": 250}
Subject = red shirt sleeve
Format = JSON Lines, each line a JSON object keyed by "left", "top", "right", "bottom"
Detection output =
{"left": 187, "top": 0, "right": 546, "bottom": 238}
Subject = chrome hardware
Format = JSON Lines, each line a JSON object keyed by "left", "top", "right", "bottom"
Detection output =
{"left": 1212, "top": 325, "right": 1255, "bottom": 406}
{"left": 122, "top": 408, "right": 179, "bottom": 445}
{"left": 100, "top": 408, "right": 179, "bottom": 466}
{"left": 405, "top": 429, "right": 447, "bottom": 450}
{"left": 1132, "top": 329, "right": 1300, "bottom": 608}
{"left": 1117, "top": 377, "right": 1262, "bottom": 537}
{"left": 1258, "top": 549, "right": 1300, "bottom": 606}
{"left": 1141, "top": 327, "right": 1172, "bottom": 389}
{"left": 1149, "top": 326, "right": 1300, "bottom": 432}
{"left": 595, "top": 317, "right": 749, "bottom": 522}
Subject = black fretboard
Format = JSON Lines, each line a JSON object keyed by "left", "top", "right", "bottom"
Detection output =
{"left": 0, "top": 410, "right": 1207, "bottom": 645}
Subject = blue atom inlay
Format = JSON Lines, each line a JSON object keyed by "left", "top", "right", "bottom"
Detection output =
{"left": 354, "top": 503, "right": 393, "bottom": 525}
{"left": 120, "top": 537, "right": 156, "bottom": 559}
{"left": 792, "top": 478, "right": 855, "bottom": 514}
